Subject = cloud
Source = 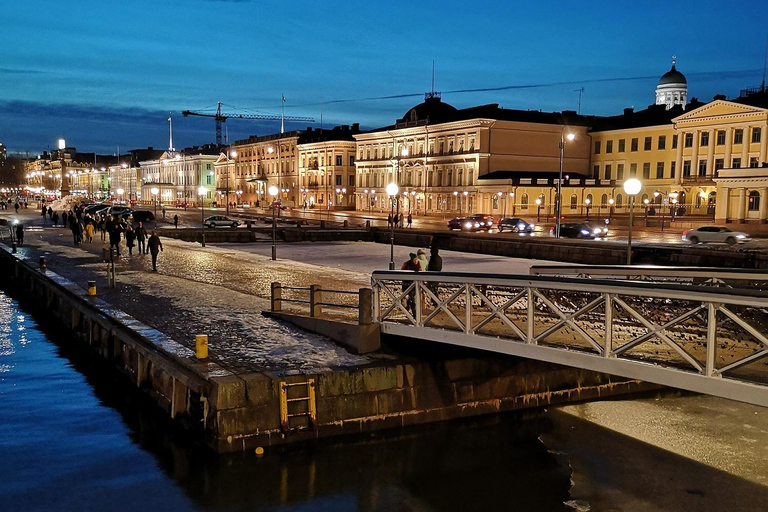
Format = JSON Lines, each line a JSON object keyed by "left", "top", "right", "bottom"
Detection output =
{"left": 0, "top": 68, "right": 46, "bottom": 75}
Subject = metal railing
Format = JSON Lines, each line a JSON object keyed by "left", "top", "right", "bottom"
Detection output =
{"left": 529, "top": 265, "right": 768, "bottom": 289}
{"left": 371, "top": 270, "right": 768, "bottom": 407}
{"left": 271, "top": 282, "right": 372, "bottom": 324}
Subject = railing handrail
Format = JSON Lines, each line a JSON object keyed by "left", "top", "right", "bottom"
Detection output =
{"left": 370, "top": 270, "right": 768, "bottom": 303}
{"left": 530, "top": 265, "right": 768, "bottom": 281}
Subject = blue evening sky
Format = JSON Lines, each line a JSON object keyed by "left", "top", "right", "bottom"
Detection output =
{"left": 1, "top": 0, "right": 766, "bottom": 155}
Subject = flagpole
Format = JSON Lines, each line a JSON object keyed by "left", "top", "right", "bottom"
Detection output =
{"left": 281, "top": 94, "right": 285, "bottom": 134}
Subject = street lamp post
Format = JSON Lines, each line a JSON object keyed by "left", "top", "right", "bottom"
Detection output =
{"left": 585, "top": 198, "right": 591, "bottom": 220}
{"left": 386, "top": 182, "right": 399, "bottom": 270}
{"left": 608, "top": 198, "right": 615, "bottom": 224}
{"left": 463, "top": 190, "right": 468, "bottom": 215}
{"left": 535, "top": 198, "right": 542, "bottom": 222}
{"left": 624, "top": 178, "right": 642, "bottom": 265}
{"left": 198, "top": 186, "right": 207, "bottom": 247}
{"left": 227, "top": 150, "right": 236, "bottom": 216}
{"left": 269, "top": 185, "right": 279, "bottom": 260}
{"left": 556, "top": 130, "right": 576, "bottom": 238}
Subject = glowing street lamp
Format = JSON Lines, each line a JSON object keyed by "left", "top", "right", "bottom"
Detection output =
{"left": 608, "top": 197, "right": 615, "bottom": 223}
{"left": 198, "top": 186, "right": 207, "bottom": 247}
{"left": 585, "top": 197, "right": 591, "bottom": 220}
{"left": 269, "top": 185, "right": 279, "bottom": 260}
{"left": 150, "top": 187, "right": 159, "bottom": 226}
{"left": 386, "top": 182, "right": 399, "bottom": 270}
{"left": 623, "top": 178, "right": 642, "bottom": 265}
{"left": 535, "top": 198, "right": 542, "bottom": 222}
{"left": 556, "top": 130, "right": 576, "bottom": 238}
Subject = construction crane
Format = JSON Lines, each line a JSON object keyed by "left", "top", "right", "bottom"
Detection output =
{"left": 181, "top": 101, "right": 315, "bottom": 145}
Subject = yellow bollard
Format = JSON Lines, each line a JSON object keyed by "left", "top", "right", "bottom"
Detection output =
{"left": 87, "top": 281, "right": 96, "bottom": 296}
{"left": 195, "top": 334, "right": 209, "bottom": 359}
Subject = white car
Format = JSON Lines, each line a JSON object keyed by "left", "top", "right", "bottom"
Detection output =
{"left": 682, "top": 226, "right": 750, "bottom": 245}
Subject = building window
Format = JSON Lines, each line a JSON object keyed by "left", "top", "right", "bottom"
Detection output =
{"left": 520, "top": 193, "right": 528, "bottom": 210}
{"left": 734, "top": 129, "right": 744, "bottom": 144}
{"left": 698, "top": 159, "right": 707, "bottom": 176}
{"left": 683, "top": 160, "right": 691, "bottom": 176}
{"left": 630, "top": 163, "right": 637, "bottom": 177}
{"left": 336, "top": 155, "right": 342, "bottom": 166}
{"left": 700, "top": 132, "right": 709, "bottom": 147}
{"left": 617, "top": 163, "right": 624, "bottom": 180}
{"left": 606, "top": 140, "right": 613, "bottom": 153}
{"left": 644, "top": 137, "right": 652, "bottom": 151}
{"left": 643, "top": 162, "right": 650, "bottom": 179}
{"left": 348, "top": 174, "right": 355, "bottom": 187}
{"left": 631, "top": 138, "right": 638, "bottom": 151}
{"left": 658, "top": 136, "right": 666, "bottom": 150}
{"left": 349, "top": 155, "right": 355, "bottom": 166}
{"left": 732, "top": 157, "right": 741, "bottom": 169}
{"left": 714, "top": 158, "right": 724, "bottom": 171}
{"left": 656, "top": 162, "right": 664, "bottom": 179}
{"left": 616, "top": 194, "right": 623, "bottom": 208}
{"left": 594, "top": 141, "right": 601, "bottom": 154}
{"left": 685, "top": 133, "right": 693, "bottom": 147}
{"left": 716, "top": 130, "right": 726, "bottom": 145}
{"left": 570, "top": 194, "right": 578, "bottom": 210}
{"left": 593, "top": 165, "right": 599, "bottom": 176}
{"left": 672, "top": 134, "right": 678, "bottom": 149}
{"left": 670, "top": 161, "right": 676, "bottom": 178}
{"left": 335, "top": 174, "right": 342, "bottom": 186}
{"left": 618, "top": 139, "right": 626, "bottom": 152}
{"left": 748, "top": 190, "right": 761, "bottom": 211}
{"left": 604, "top": 164, "right": 612, "bottom": 180}
{"left": 752, "top": 127, "right": 762, "bottom": 144}
{"left": 750, "top": 157, "right": 759, "bottom": 168}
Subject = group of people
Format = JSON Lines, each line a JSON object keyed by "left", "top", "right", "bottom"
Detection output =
{"left": 41, "top": 203, "right": 164, "bottom": 271}
{"left": 387, "top": 212, "right": 414, "bottom": 229}
{"left": 400, "top": 246, "right": 443, "bottom": 316}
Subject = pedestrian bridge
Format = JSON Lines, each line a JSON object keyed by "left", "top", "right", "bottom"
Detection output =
{"left": 371, "top": 270, "right": 768, "bottom": 407}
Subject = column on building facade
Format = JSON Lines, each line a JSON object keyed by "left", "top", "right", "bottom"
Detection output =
{"left": 737, "top": 188, "right": 747, "bottom": 222}
{"left": 760, "top": 187, "right": 768, "bottom": 224}
{"left": 715, "top": 186, "right": 729, "bottom": 222}
{"left": 690, "top": 130, "right": 699, "bottom": 179}
{"left": 760, "top": 126, "right": 768, "bottom": 166}
{"left": 675, "top": 132, "right": 684, "bottom": 184}
{"left": 723, "top": 127, "right": 732, "bottom": 168}
{"left": 741, "top": 125, "right": 751, "bottom": 163}
{"left": 706, "top": 129, "right": 715, "bottom": 175}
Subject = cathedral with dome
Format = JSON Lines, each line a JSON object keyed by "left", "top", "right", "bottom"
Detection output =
{"left": 655, "top": 57, "right": 688, "bottom": 109}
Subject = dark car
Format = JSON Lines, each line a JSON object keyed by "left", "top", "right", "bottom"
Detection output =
{"left": 447, "top": 217, "right": 481, "bottom": 231}
{"left": 204, "top": 215, "right": 239, "bottom": 228}
{"left": 551, "top": 222, "right": 602, "bottom": 239}
{"left": 130, "top": 210, "right": 155, "bottom": 223}
{"left": 466, "top": 214, "right": 495, "bottom": 230}
{"left": 497, "top": 217, "right": 534, "bottom": 233}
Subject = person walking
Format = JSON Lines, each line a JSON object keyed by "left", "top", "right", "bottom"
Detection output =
{"left": 47, "top": 206, "right": 53, "bottom": 220}
{"left": 52, "top": 211, "right": 59, "bottom": 227}
{"left": 162, "top": 207, "right": 166, "bottom": 219}
{"left": 416, "top": 248, "right": 429, "bottom": 271}
{"left": 108, "top": 218, "right": 122, "bottom": 256}
{"left": 147, "top": 231, "right": 163, "bottom": 271}
{"left": 427, "top": 245, "right": 443, "bottom": 306}
{"left": 173, "top": 214, "right": 179, "bottom": 228}
{"left": 393, "top": 213, "right": 399, "bottom": 229}
{"left": 125, "top": 225, "right": 136, "bottom": 255}
{"left": 400, "top": 252, "right": 421, "bottom": 317}
{"left": 14, "top": 202, "right": 19, "bottom": 213}
{"left": 135, "top": 222, "right": 147, "bottom": 254}
{"left": 41, "top": 204, "right": 46, "bottom": 218}
{"left": 85, "top": 219, "right": 95, "bottom": 243}
{"left": 407, "top": 213, "right": 413, "bottom": 228}
{"left": 70, "top": 218, "right": 83, "bottom": 246}
{"left": 99, "top": 215, "right": 107, "bottom": 242}
{"left": 15, "top": 223, "right": 23, "bottom": 246}
{"left": 398, "top": 212, "right": 404, "bottom": 228}
{"left": 387, "top": 213, "right": 393, "bottom": 228}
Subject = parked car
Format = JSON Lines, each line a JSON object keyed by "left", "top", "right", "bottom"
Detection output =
{"left": 682, "top": 226, "right": 750, "bottom": 245}
{"left": 107, "top": 206, "right": 132, "bottom": 216}
{"left": 497, "top": 217, "right": 535, "bottom": 233}
{"left": 204, "top": 215, "right": 239, "bottom": 228}
{"left": 130, "top": 210, "right": 155, "bottom": 223}
{"left": 84, "top": 203, "right": 109, "bottom": 215}
{"left": 551, "top": 222, "right": 603, "bottom": 239}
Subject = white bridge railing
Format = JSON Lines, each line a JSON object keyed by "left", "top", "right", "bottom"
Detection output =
{"left": 371, "top": 270, "right": 768, "bottom": 407}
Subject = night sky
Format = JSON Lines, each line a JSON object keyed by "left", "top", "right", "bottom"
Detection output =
{"left": 2, "top": 0, "right": 766, "bottom": 155}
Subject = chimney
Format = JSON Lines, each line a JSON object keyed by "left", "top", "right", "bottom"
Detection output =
{"left": 352, "top": 123, "right": 360, "bottom": 132}
{"left": 623, "top": 107, "right": 634, "bottom": 116}
{"left": 713, "top": 94, "right": 726, "bottom": 101}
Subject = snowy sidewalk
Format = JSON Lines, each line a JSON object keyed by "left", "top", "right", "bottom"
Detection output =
{"left": 5, "top": 212, "right": 383, "bottom": 375}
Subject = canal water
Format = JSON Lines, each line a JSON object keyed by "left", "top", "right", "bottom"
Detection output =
{"left": 2, "top": 290, "right": 766, "bottom": 511}
{"left": 0, "top": 292, "right": 571, "bottom": 512}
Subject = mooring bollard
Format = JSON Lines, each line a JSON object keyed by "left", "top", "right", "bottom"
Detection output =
{"left": 195, "top": 334, "right": 209, "bottom": 359}
{"left": 87, "top": 280, "right": 96, "bottom": 296}
{"left": 11, "top": 242, "right": 17, "bottom": 253}
{"left": 39, "top": 256, "right": 46, "bottom": 269}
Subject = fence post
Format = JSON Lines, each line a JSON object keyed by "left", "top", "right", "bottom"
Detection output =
{"left": 271, "top": 282, "right": 282, "bottom": 312}
{"left": 310, "top": 284, "right": 322, "bottom": 318}
{"left": 358, "top": 288, "right": 372, "bottom": 325}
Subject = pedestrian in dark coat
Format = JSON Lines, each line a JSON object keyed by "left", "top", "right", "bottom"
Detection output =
{"left": 393, "top": 213, "right": 399, "bottom": 228}
{"left": 147, "top": 232, "right": 163, "bottom": 271}
{"left": 108, "top": 220, "right": 122, "bottom": 256}
{"left": 173, "top": 214, "right": 179, "bottom": 228}
{"left": 400, "top": 253, "right": 421, "bottom": 317}
{"left": 387, "top": 213, "right": 393, "bottom": 227}
{"left": 52, "top": 211, "right": 59, "bottom": 226}
{"left": 407, "top": 213, "right": 413, "bottom": 228}
{"left": 135, "top": 222, "right": 147, "bottom": 254}
{"left": 70, "top": 218, "right": 83, "bottom": 246}
{"left": 125, "top": 225, "right": 136, "bottom": 255}
{"left": 15, "top": 224, "right": 23, "bottom": 246}
{"left": 398, "top": 212, "right": 404, "bottom": 227}
{"left": 47, "top": 207, "right": 53, "bottom": 220}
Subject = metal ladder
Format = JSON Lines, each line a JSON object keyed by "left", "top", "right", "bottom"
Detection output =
{"left": 279, "top": 378, "right": 316, "bottom": 432}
